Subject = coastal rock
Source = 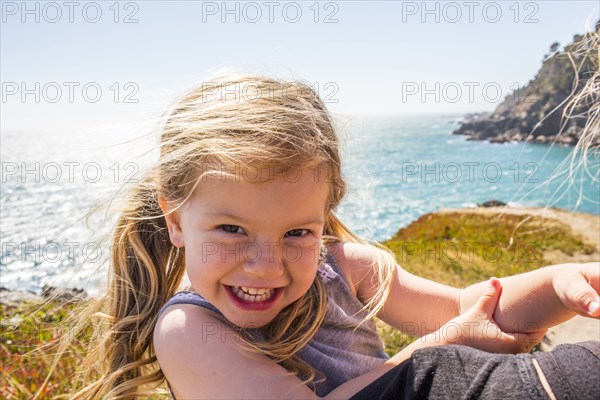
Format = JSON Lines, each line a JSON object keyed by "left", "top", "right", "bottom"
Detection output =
{"left": 0, "top": 286, "right": 88, "bottom": 306}
{"left": 0, "top": 287, "right": 41, "bottom": 305}
{"left": 453, "top": 25, "right": 599, "bottom": 147}
{"left": 477, "top": 200, "right": 507, "bottom": 207}
{"left": 41, "top": 285, "right": 87, "bottom": 302}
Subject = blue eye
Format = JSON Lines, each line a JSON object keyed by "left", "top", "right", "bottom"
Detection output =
{"left": 220, "top": 225, "right": 244, "bottom": 234}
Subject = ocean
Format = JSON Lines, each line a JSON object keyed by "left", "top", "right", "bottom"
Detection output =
{"left": 1, "top": 115, "right": 598, "bottom": 294}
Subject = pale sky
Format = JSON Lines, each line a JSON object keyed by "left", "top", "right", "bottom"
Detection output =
{"left": 1, "top": 0, "right": 599, "bottom": 134}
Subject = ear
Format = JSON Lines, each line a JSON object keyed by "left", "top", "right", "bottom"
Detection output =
{"left": 158, "top": 195, "right": 185, "bottom": 248}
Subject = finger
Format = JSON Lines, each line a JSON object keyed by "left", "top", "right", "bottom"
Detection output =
{"left": 581, "top": 263, "right": 600, "bottom": 317}
{"left": 566, "top": 272, "right": 600, "bottom": 317}
{"left": 588, "top": 301, "right": 600, "bottom": 318}
{"left": 473, "top": 277, "right": 502, "bottom": 319}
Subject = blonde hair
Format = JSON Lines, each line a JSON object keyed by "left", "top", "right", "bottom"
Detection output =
{"left": 529, "top": 23, "right": 599, "bottom": 212}
{"left": 39, "top": 71, "right": 398, "bottom": 399}
{"left": 561, "top": 24, "right": 599, "bottom": 155}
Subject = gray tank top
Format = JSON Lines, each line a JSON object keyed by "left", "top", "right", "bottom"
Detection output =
{"left": 157, "top": 248, "right": 390, "bottom": 397}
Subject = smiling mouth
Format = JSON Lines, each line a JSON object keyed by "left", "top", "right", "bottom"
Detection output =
{"left": 224, "top": 285, "right": 284, "bottom": 311}
{"left": 231, "top": 286, "right": 275, "bottom": 302}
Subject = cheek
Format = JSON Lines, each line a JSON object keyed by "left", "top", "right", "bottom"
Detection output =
{"left": 283, "top": 241, "right": 321, "bottom": 264}
{"left": 183, "top": 248, "right": 223, "bottom": 290}
{"left": 285, "top": 244, "right": 319, "bottom": 284}
{"left": 184, "top": 258, "right": 207, "bottom": 289}
{"left": 184, "top": 234, "right": 244, "bottom": 263}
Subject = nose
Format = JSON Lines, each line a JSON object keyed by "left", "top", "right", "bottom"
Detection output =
{"left": 241, "top": 241, "right": 285, "bottom": 278}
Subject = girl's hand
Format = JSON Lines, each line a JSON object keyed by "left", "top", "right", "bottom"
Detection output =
{"left": 423, "top": 278, "right": 547, "bottom": 354}
{"left": 553, "top": 262, "right": 600, "bottom": 319}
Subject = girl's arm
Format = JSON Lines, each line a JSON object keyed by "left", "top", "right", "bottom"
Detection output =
{"left": 334, "top": 242, "right": 598, "bottom": 336}
{"left": 323, "top": 334, "right": 446, "bottom": 399}
{"left": 330, "top": 242, "right": 462, "bottom": 337}
{"left": 154, "top": 302, "right": 444, "bottom": 399}
{"left": 459, "top": 262, "right": 600, "bottom": 333}
{"left": 154, "top": 304, "right": 318, "bottom": 399}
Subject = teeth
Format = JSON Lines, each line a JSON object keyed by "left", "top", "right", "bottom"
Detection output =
{"left": 241, "top": 286, "right": 269, "bottom": 295}
{"left": 231, "top": 286, "right": 274, "bottom": 302}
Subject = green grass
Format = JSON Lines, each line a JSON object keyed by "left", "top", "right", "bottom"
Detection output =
{"left": 1, "top": 299, "right": 87, "bottom": 398}
{"left": 1, "top": 298, "right": 169, "bottom": 398}
{"left": 384, "top": 211, "right": 594, "bottom": 287}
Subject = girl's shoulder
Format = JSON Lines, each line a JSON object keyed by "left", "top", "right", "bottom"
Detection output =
{"left": 156, "top": 290, "right": 223, "bottom": 323}
{"left": 153, "top": 296, "right": 316, "bottom": 399}
{"left": 326, "top": 241, "right": 384, "bottom": 298}
{"left": 155, "top": 292, "right": 241, "bottom": 348}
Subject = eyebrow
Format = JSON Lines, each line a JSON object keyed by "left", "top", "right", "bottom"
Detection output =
{"left": 203, "top": 212, "right": 324, "bottom": 226}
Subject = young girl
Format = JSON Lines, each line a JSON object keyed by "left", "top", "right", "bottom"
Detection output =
{"left": 70, "top": 72, "right": 599, "bottom": 399}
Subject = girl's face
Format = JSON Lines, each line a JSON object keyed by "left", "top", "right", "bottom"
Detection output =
{"left": 161, "top": 166, "right": 329, "bottom": 328}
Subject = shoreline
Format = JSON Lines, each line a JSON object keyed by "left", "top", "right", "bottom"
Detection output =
{"left": 0, "top": 285, "right": 88, "bottom": 307}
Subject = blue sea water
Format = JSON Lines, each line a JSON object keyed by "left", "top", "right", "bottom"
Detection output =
{"left": 337, "top": 115, "right": 600, "bottom": 242}
{"left": 1, "top": 115, "right": 598, "bottom": 294}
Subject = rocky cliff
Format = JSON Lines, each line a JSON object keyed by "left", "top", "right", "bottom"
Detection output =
{"left": 453, "top": 23, "right": 599, "bottom": 146}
